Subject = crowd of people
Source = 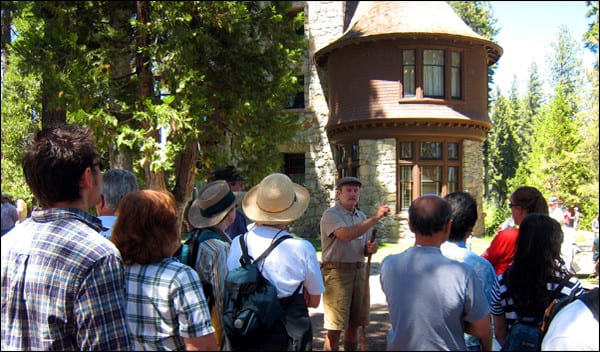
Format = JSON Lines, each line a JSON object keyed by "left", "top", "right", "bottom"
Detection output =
{"left": 1, "top": 123, "right": 598, "bottom": 351}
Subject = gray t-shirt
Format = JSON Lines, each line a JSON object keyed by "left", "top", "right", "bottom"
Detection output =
{"left": 380, "top": 245, "right": 489, "bottom": 351}
{"left": 320, "top": 202, "right": 368, "bottom": 263}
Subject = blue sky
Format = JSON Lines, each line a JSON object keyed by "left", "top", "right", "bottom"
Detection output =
{"left": 489, "top": 1, "right": 595, "bottom": 94}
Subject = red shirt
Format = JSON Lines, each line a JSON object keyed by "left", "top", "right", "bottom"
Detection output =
{"left": 481, "top": 227, "right": 519, "bottom": 275}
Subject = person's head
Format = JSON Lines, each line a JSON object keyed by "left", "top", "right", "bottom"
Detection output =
{"left": 243, "top": 173, "right": 309, "bottom": 225}
{"left": 506, "top": 213, "right": 565, "bottom": 316}
{"left": 335, "top": 176, "right": 362, "bottom": 211}
{"left": 111, "top": 190, "right": 179, "bottom": 265}
{"left": 1, "top": 193, "right": 11, "bottom": 204}
{"left": 509, "top": 186, "right": 548, "bottom": 225}
{"left": 97, "top": 169, "right": 139, "bottom": 215}
{"left": 188, "top": 180, "right": 237, "bottom": 230}
{"left": 548, "top": 196, "right": 560, "bottom": 209}
{"left": 15, "top": 199, "right": 27, "bottom": 214}
{"left": 444, "top": 192, "right": 478, "bottom": 242}
{"left": 22, "top": 124, "right": 102, "bottom": 209}
{"left": 210, "top": 165, "right": 246, "bottom": 192}
{"left": 408, "top": 194, "right": 452, "bottom": 237}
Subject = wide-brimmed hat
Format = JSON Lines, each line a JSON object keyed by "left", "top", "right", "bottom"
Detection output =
{"left": 549, "top": 196, "right": 559, "bottom": 204}
{"left": 188, "top": 180, "right": 236, "bottom": 228}
{"left": 243, "top": 173, "right": 309, "bottom": 224}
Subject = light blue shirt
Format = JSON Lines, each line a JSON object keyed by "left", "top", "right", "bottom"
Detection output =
{"left": 98, "top": 215, "right": 117, "bottom": 238}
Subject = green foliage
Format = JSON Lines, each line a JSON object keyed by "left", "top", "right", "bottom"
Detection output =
{"left": 583, "top": 1, "right": 599, "bottom": 57}
{"left": 483, "top": 199, "right": 511, "bottom": 238}
{"left": 1, "top": 57, "right": 40, "bottom": 205}
{"left": 2, "top": 1, "right": 304, "bottom": 209}
{"left": 484, "top": 87, "right": 520, "bottom": 204}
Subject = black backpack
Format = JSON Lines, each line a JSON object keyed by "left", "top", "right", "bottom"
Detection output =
{"left": 541, "top": 287, "right": 599, "bottom": 335}
{"left": 223, "top": 234, "right": 291, "bottom": 337}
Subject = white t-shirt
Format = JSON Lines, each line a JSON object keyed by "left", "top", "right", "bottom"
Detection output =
{"left": 541, "top": 299, "right": 599, "bottom": 351}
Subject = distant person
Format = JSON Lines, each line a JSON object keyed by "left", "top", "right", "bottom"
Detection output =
{"left": 490, "top": 214, "right": 583, "bottom": 348}
{"left": 548, "top": 196, "right": 564, "bottom": 225}
{"left": 1, "top": 193, "right": 19, "bottom": 236}
{"left": 210, "top": 165, "right": 248, "bottom": 238}
{"left": 441, "top": 192, "right": 498, "bottom": 351}
{"left": 319, "top": 176, "right": 390, "bottom": 351}
{"left": 1, "top": 124, "right": 131, "bottom": 350}
{"left": 380, "top": 194, "right": 492, "bottom": 351}
{"left": 563, "top": 206, "right": 573, "bottom": 228}
{"left": 226, "top": 173, "right": 325, "bottom": 350}
{"left": 541, "top": 287, "right": 599, "bottom": 351}
{"left": 112, "top": 189, "right": 217, "bottom": 351}
{"left": 482, "top": 186, "right": 548, "bottom": 275}
{"left": 95, "top": 168, "right": 139, "bottom": 238}
{"left": 186, "top": 180, "right": 238, "bottom": 348}
{"left": 572, "top": 206, "right": 580, "bottom": 230}
{"left": 15, "top": 199, "right": 28, "bottom": 224}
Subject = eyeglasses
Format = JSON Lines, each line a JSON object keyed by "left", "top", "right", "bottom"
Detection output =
{"left": 508, "top": 203, "right": 520, "bottom": 209}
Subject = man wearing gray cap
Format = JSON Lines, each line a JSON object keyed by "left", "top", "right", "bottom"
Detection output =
{"left": 319, "top": 176, "right": 391, "bottom": 351}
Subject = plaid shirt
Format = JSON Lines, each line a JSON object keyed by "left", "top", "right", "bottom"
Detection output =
{"left": 1, "top": 208, "right": 132, "bottom": 351}
{"left": 124, "top": 257, "right": 215, "bottom": 350}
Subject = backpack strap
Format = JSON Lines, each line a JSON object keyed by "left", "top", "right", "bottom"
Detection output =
{"left": 578, "top": 287, "right": 599, "bottom": 322}
{"left": 540, "top": 279, "right": 583, "bottom": 334}
{"left": 239, "top": 231, "right": 292, "bottom": 266}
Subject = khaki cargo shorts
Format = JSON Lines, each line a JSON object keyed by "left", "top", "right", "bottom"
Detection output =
{"left": 321, "top": 265, "right": 369, "bottom": 331}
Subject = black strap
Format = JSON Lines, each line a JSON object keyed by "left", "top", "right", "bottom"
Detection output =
{"left": 239, "top": 231, "right": 292, "bottom": 266}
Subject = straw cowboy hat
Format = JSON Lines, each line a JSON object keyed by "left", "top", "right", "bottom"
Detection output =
{"left": 188, "top": 180, "right": 236, "bottom": 228}
{"left": 243, "top": 173, "right": 309, "bottom": 224}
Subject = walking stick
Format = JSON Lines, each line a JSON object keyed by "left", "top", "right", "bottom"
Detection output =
{"left": 360, "top": 229, "right": 377, "bottom": 351}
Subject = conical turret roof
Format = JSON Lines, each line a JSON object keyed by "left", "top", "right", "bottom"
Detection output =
{"left": 315, "top": 1, "right": 502, "bottom": 66}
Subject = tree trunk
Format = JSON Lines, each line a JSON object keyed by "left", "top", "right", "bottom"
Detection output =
{"left": 136, "top": 0, "right": 165, "bottom": 190}
{"left": 173, "top": 142, "right": 199, "bottom": 234}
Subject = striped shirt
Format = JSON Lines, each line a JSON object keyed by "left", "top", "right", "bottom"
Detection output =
{"left": 193, "top": 229, "right": 230, "bottom": 343}
{"left": 125, "top": 257, "right": 215, "bottom": 350}
{"left": 490, "top": 268, "right": 583, "bottom": 325}
{"left": 1, "top": 208, "right": 132, "bottom": 350}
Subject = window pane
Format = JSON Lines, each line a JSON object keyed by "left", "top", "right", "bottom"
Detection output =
{"left": 424, "top": 50, "right": 443, "bottom": 65}
{"left": 451, "top": 52, "right": 461, "bottom": 99}
{"left": 283, "top": 153, "right": 305, "bottom": 185}
{"left": 400, "top": 142, "right": 413, "bottom": 160}
{"left": 351, "top": 144, "right": 359, "bottom": 161}
{"left": 420, "top": 142, "right": 442, "bottom": 160}
{"left": 424, "top": 50, "right": 444, "bottom": 98}
{"left": 448, "top": 143, "right": 459, "bottom": 160}
{"left": 403, "top": 50, "right": 415, "bottom": 97}
{"left": 420, "top": 166, "right": 442, "bottom": 195}
{"left": 400, "top": 166, "right": 413, "bottom": 209}
{"left": 448, "top": 166, "right": 458, "bottom": 194}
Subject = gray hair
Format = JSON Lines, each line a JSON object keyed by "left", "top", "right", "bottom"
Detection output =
{"left": 101, "top": 169, "right": 139, "bottom": 210}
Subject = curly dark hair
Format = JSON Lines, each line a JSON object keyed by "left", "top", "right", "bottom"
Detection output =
{"left": 505, "top": 213, "right": 567, "bottom": 318}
